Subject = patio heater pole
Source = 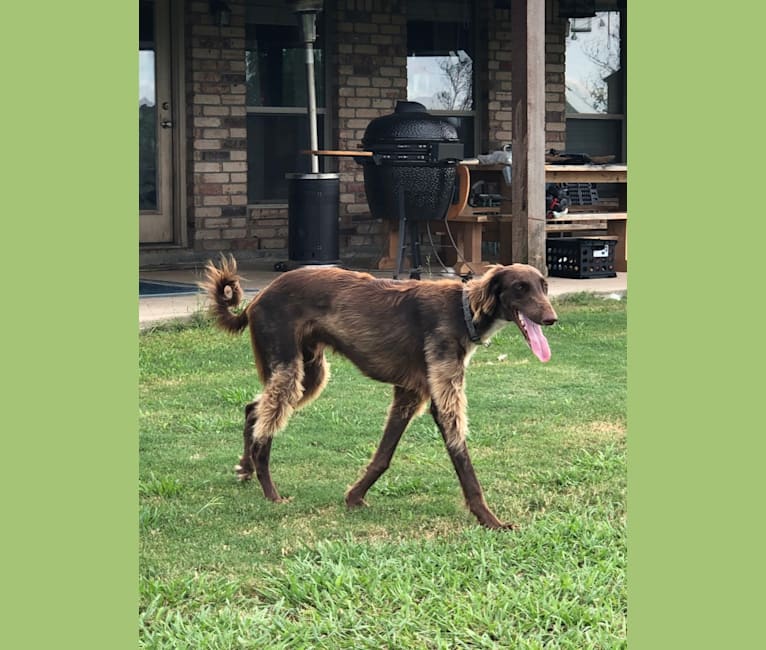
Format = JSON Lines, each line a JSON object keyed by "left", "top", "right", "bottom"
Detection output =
{"left": 282, "top": 1, "right": 339, "bottom": 271}
{"left": 294, "top": 1, "right": 323, "bottom": 174}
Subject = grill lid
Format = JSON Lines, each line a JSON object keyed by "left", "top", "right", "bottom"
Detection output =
{"left": 362, "top": 101, "right": 460, "bottom": 147}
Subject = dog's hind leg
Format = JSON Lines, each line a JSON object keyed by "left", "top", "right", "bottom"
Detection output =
{"left": 242, "top": 361, "right": 305, "bottom": 502}
{"left": 235, "top": 399, "right": 259, "bottom": 481}
{"left": 246, "top": 347, "right": 327, "bottom": 501}
{"left": 427, "top": 363, "right": 515, "bottom": 530}
{"left": 244, "top": 347, "right": 327, "bottom": 499}
{"left": 345, "top": 386, "right": 427, "bottom": 507}
{"left": 234, "top": 398, "right": 285, "bottom": 501}
{"left": 251, "top": 435, "right": 284, "bottom": 502}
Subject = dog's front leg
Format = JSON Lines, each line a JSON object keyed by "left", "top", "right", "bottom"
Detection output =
{"left": 429, "top": 397, "right": 516, "bottom": 531}
{"left": 345, "top": 387, "right": 427, "bottom": 508}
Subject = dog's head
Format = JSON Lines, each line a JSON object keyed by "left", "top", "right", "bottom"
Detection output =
{"left": 471, "top": 264, "right": 558, "bottom": 362}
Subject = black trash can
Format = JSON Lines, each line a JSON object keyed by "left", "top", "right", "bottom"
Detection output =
{"left": 286, "top": 172, "right": 340, "bottom": 265}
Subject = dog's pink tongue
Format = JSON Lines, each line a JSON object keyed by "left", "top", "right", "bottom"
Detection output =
{"left": 521, "top": 314, "right": 551, "bottom": 363}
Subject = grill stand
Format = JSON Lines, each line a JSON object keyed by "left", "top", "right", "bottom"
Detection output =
{"left": 392, "top": 187, "right": 423, "bottom": 280}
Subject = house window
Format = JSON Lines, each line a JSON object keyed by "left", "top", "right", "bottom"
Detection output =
{"left": 139, "top": 1, "right": 157, "bottom": 210}
{"left": 565, "top": 8, "right": 625, "bottom": 161}
{"left": 407, "top": 17, "right": 476, "bottom": 156}
{"left": 246, "top": 18, "right": 328, "bottom": 203}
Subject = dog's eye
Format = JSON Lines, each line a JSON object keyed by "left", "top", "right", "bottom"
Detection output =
{"left": 512, "top": 281, "right": 529, "bottom": 294}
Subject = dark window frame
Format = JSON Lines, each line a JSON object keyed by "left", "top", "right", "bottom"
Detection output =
{"left": 245, "top": 13, "right": 332, "bottom": 205}
{"left": 564, "top": 5, "right": 626, "bottom": 162}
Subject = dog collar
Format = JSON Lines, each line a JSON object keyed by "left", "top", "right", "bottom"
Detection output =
{"left": 462, "top": 288, "right": 482, "bottom": 343}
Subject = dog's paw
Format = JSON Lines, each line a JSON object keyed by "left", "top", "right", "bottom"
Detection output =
{"left": 345, "top": 496, "right": 369, "bottom": 509}
{"left": 234, "top": 464, "right": 254, "bottom": 481}
{"left": 478, "top": 516, "right": 519, "bottom": 531}
{"left": 268, "top": 495, "right": 292, "bottom": 504}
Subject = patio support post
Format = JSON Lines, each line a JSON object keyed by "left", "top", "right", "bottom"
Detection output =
{"left": 508, "top": 0, "right": 547, "bottom": 272}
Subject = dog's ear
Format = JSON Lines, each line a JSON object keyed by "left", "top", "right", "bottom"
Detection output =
{"left": 473, "top": 266, "right": 505, "bottom": 318}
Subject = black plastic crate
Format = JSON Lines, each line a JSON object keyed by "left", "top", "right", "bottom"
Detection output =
{"left": 547, "top": 238, "right": 617, "bottom": 279}
{"left": 564, "top": 182, "right": 599, "bottom": 206}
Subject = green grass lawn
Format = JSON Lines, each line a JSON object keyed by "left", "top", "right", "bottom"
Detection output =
{"left": 139, "top": 293, "right": 626, "bottom": 649}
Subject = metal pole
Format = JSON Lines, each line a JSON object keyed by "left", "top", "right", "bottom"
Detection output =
{"left": 296, "top": 9, "right": 320, "bottom": 174}
{"left": 305, "top": 39, "right": 319, "bottom": 173}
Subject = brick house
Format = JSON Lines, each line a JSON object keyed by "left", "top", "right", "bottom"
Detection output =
{"left": 139, "top": 0, "right": 626, "bottom": 269}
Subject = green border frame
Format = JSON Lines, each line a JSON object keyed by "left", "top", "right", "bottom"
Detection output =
{"left": 629, "top": 3, "right": 766, "bottom": 648}
{"left": 6, "top": 1, "right": 765, "bottom": 647}
{"left": 4, "top": 3, "right": 136, "bottom": 647}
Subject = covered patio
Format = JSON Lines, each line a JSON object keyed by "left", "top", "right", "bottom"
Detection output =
{"left": 139, "top": 0, "right": 627, "bottom": 274}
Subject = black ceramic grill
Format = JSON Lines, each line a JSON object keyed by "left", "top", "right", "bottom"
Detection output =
{"left": 359, "top": 101, "right": 464, "bottom": 222}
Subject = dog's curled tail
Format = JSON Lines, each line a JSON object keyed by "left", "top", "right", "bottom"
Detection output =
{"left": 200, "top": 255, "right": 249, "bottom": 334}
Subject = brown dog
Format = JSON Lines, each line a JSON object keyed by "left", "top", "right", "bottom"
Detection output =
{"left": 201, "top": 256, "right": 557, "bottom": 529}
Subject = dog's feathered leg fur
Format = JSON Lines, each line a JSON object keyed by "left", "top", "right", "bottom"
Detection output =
{"left": 252, "top": 362, "right": 305, "bottom": 440}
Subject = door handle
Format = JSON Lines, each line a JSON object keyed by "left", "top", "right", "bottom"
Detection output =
{"left": 160, "top": 120, "right": 173, "bottom": 128}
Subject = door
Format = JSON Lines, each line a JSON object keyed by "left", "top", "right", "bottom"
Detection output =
{"left": 139, "top": 0, "right": 176, "bottom": 243}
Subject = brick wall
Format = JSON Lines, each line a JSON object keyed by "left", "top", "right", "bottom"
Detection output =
{"left": 333, "top": 0, "right": 407, "bottom": 260}
{"left": 544, "top": 0, "right": 567, "bottom": 151}
{"left": 484, "top": 0, "right": 566, "bottom": 153}
{"left": 187, "top": 1, "right": 255, "bottom": 254}
{"left": 485, "top": 1, "right": 513, "bottom": 152}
